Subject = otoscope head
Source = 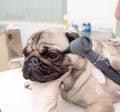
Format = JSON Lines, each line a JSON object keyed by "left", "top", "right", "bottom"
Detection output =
{"left": 70, "top": 35, "right": 92, "bottom": 55}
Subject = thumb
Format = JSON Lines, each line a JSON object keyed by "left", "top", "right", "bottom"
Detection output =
{"left": 58, "top": 66, "right": 72, "bottom": 82}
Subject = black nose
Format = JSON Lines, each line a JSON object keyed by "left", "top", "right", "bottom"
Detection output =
{"left": 29, "top": 57, "right": 40, "bottom": 66}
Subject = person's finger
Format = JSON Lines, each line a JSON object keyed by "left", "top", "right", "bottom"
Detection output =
{"left": 58, "top": 66, "right": 72, "bottom": 82}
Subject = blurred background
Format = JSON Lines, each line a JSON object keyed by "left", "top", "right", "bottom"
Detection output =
{"left": 0, "top": 0, "right": 119, "bottom": 71}
{"left": 0, "top": 0, "right": 119, "bottom": 72}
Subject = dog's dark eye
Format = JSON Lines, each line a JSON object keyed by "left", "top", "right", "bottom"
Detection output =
{"left": 45, "top": 50, "right": 62, "bottom": 62}
{"left": 47, "top": 52, "right": 58, "bottom": 60}
{"left": 44, "top": 49, "right": 62, "bottom": 62}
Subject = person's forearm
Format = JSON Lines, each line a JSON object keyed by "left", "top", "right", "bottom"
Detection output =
{"left": 31, "top": 69, "right": 72, "bottom": 112}
{"left": 32, "top": 82, "right": 59, "bottom": 112}
{"left": 33, "top": 93, "right": 58, "bottom": 112}
{"left": 115, "top": 0, "right": 120, "bottom": 20}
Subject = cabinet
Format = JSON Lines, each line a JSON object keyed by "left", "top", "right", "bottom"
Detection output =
{"left": 0, "top": 25, "right": 23, "bottom": 71}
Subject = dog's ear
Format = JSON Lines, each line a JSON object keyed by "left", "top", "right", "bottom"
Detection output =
{"left": 65, "top": 32, "right": 79, "bottom": 43}
{"left": 23, "top": 47, "right": 29, "bottom": 57}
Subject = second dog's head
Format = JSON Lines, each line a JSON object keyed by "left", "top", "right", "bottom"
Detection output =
{"left": 22, "top": 28, "right": 85, "bottom": 83}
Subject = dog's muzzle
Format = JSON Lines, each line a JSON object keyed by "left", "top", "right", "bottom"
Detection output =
{"left": 22, "top": 56, "right": 68, "bottom": 83}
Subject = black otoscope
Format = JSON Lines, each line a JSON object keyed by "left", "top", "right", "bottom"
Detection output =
{"left": 70, "top": 35, "right": 120, "bottom": 85}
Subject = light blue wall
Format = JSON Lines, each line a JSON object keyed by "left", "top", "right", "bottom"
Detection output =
{"left": 0, "top": 0, "right": 67, "bottom": 23}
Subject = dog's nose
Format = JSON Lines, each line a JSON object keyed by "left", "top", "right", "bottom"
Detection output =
{"left": 29, "top": 57, "right": 40, "bottom": 66}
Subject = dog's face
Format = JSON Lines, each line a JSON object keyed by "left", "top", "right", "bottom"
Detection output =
{"left": 22, "top": 28, "right": 79, "bottom": 83}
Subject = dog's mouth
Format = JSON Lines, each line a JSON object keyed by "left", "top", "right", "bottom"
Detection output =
{"left": 22, "top": 50, "right": 69, "bottom": 83}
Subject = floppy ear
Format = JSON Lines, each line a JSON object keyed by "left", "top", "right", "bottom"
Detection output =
{"left": 65, "top": 32, "right": 79, "bottom": 43}
{"left": 23, "top": 47, "right": 29, "bottom": 57}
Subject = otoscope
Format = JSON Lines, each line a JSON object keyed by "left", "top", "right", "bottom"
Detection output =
{"left": 70, "top": 35, "right": 120, "bottom": 85}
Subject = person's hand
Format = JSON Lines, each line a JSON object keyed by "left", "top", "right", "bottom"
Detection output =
{"left": 31, "top": 67, "right": 72, "bottom": 112}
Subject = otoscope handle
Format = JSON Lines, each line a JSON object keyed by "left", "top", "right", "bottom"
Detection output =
{"left": 70, "top": 35, "right": 120, "bottom": 85}
{"left": 94, "top": 56, "right": 120, "bottom": 85}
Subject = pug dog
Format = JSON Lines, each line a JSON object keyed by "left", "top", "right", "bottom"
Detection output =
{"left": 22, "top": 28, "right": 120, "bottom": 112}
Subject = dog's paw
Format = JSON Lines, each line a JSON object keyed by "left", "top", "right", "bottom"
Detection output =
{"left": 24, "top": 81, "right": 32, "bottom": 90}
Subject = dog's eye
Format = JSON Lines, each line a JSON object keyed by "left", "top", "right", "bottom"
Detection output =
{"left": 45, "top": 50, "right": 62, "bottom": 62}
{"left": 47, "top": 52, "right": 58, "bottom": 60}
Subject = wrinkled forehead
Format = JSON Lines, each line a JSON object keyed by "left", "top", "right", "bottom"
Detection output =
{"left": 27, "top": 29, "right": 70, "bottom": 52}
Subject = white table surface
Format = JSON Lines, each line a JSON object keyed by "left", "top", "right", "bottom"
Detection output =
{"left": 0, "top": 68, "right": 120, "bottom": 112}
